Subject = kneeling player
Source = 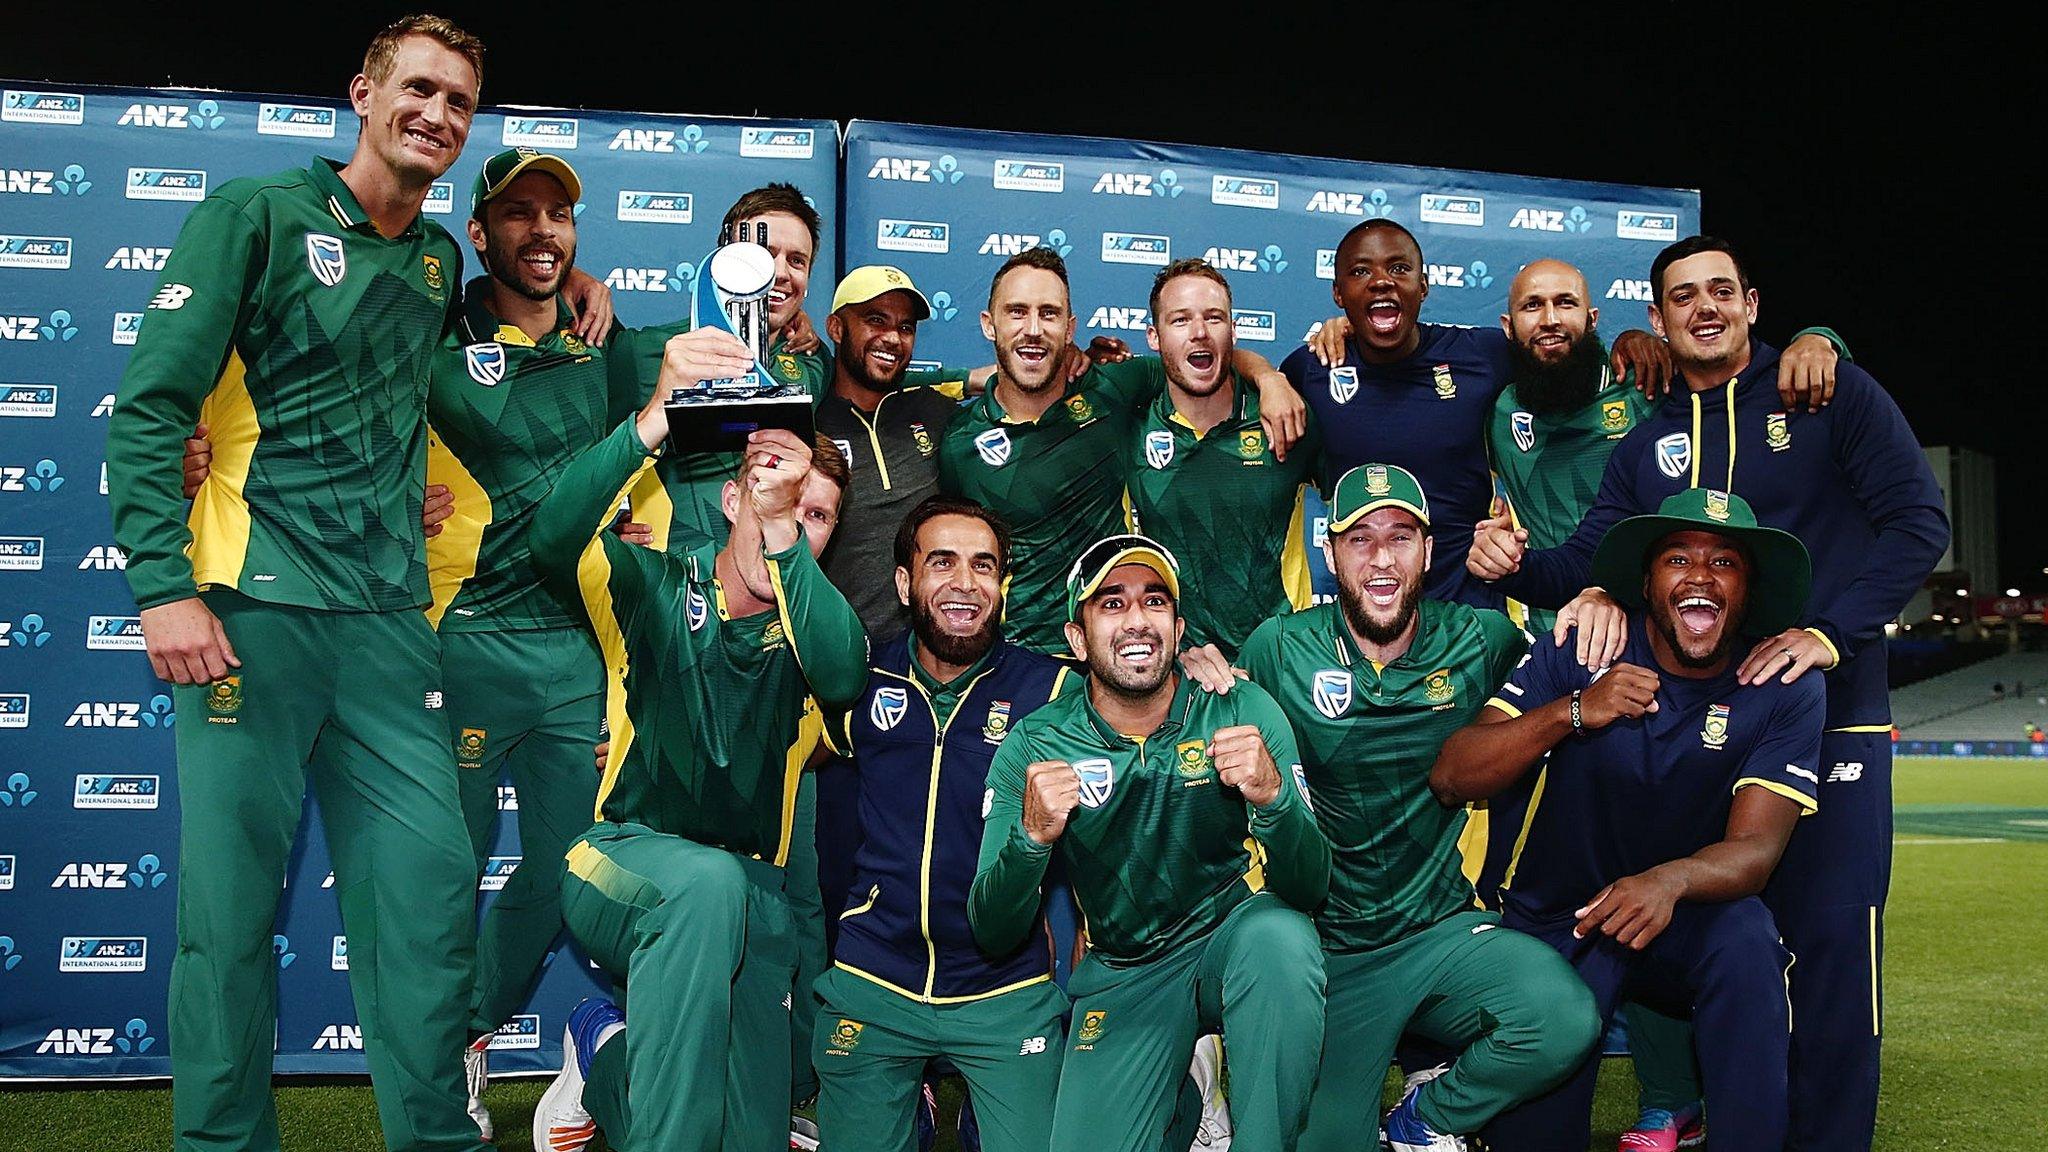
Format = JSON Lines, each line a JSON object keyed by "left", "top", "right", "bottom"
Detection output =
{"left": 1236, "top": 465, "right": 1600, "bottom": 1152}
{"left": 971, "top": 536, "right": 1331, "bottom": 1152}
{"left": 1432, "top": 488, "right": 1823, "bottom": 1151}
{"left": 525, "top": 347, "right": 867, "bottom": 1152}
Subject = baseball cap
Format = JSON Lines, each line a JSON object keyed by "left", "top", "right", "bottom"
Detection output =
{"left": 831, "top": 265, "right": 933, "bottom": 320}
{"left": 471, "top": 148, "right": 582, "bottom": 218}
{"left": 1328, "top": 463, "right": 1430, "bottom": 533}
{"left": 1589, "top": 487, "right": 1813, "bottom": 634}
{"left": 1065, "top": 534, "right": 1181, "bottom": 623}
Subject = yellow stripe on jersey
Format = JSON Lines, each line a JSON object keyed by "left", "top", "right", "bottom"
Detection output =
{"left": 1240, "top": 835, "right": 1268, "bottom": 894}
{"left": 1280, "top": 484, "right": 1315, "bottom": 611}
{"left": 1734, "top": 776, "right": 1819, "bottom": 816}
{"left": 774, "top": 700, "right": 823, "bottom": 868}
{"left": 1485, "top": 697, "right": 1524, "bottom": 719}
{"left": 188, "top": 351, "right": 259, "bottom": 591}
{"left": 835, "top": 961, "right": 1052, "bottom": 1006}
{"left": 580, "top": 535, "right": 639, "bottom": 820}
{"left": 1500, "top": 766, "right": 1551, "bottom": 894}
{"left": 424, "top": 426, "right": 493, "bottom": 629}
{"left": 1456, "top": 805, "right": 1489, "bottom": 893}
{"left": 627, "top": 468, "right": 675, "bottom": 552}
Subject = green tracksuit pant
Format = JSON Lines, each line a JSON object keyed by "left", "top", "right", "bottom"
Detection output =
{"left": 445, "top": 626, "right": 605, "bottom": 1036}
{"left": 170, "top": 590, "right": 483, "bottom": 1152}
{"left": 812, "top": 966, "right": 1068, "bottom": 1152}
{"left": 1623, "top": 1001, "right": 1705, "bottom": 1112}
{"left": 1299, "top": 910, "right": 1600, "bottom": 1149}
{"left": 1053, "top": 891, "right": 1326, "bottom": 1152}
{"left": 560, "top": 821, "right": 799, "bottom": 1151}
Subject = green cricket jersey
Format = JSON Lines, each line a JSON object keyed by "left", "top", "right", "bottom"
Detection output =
{"left": 969, "top": 675, "right": 1329, "bottom": 967}
{"left": 426, "top": 280, "right": 636, "bottom": 632}
{"left": 1488, "top": 364, "right": 1651, "bottom": 634}
{"left": 1125, "top": 375, "right": 1321, "bottom": 657}
{"left": 1238, "top": 599, "right": 1526, "bottom": 952}
{"left": 108, "top": 158, "right": 460, "bottom": 613}
{"left": 938, "top": 358, "right": 1164, "bottom": 654}
{"left": 528, "top": 418, "right": 869, "bottom": 864}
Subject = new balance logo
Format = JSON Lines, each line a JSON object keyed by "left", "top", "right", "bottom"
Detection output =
{"left": 1827, "top": 761, "right": 1864, "bottom": 783}
{"left": 1019, "top": 1036, "right": 1048, "bottom": 1055}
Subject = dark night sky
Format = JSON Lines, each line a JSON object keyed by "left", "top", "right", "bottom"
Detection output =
{"left": 8, "top": 4, "right": 2035, "bottom": 587}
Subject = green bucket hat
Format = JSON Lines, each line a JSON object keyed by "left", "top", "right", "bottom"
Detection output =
{"left": 1589, "top": 488, "right": 1812, "bottom": 635}
{"left": 471, "top": 148, "right": 582, "bottom": 218}
{"left": 1066, "top": 534, "right": 1182, "bottom": 623}
{"left": 1328, "top": 463, "right": 1430, "bottom": 532}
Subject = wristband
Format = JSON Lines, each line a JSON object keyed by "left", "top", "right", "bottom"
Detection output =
{"left": 1570, "top": 689, "right": 1585, "bottom": 735}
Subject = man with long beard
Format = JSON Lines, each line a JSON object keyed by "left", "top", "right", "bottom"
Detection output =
{"left": 809, "top": 495, "right": 1077, "bottom": 1152}
{"left": 1431, "top": 487, "right": 1825, "bottom": 1152}
{"left": 971, "top": 535, "right": 1330, "bottom": 1152}
{"left": 1236, "top": 465, "right": 1598, "bottom": 1152}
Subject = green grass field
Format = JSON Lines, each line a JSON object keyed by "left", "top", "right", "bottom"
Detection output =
{"left": 4, "top": 757, "right": 2042, "bottom": 1151}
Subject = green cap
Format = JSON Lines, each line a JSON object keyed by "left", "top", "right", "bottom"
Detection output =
{"left": 471, "top": 148, "right": 582, "bottom": 218}
{"left": 1065, "top": 534, "right": 1182, "bottom": 623}
{"left": 1328, "top": 463, "right": 1430, "bottom": 532}
{"left": 1589, "top": 487, "right": 1813, "bottom": 635}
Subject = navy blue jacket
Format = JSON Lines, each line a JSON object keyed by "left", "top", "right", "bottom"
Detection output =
{"left": 827, "top": 636, "right": 1075, "bottom": 1002}
{"left": 1496, "top": 340, "right": 1950, "bottom": 728}
{"left": 1283, "top": 323, "right": 1511, "bottom": 610}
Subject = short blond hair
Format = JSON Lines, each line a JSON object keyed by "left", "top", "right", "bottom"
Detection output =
{"left": 362, "top": 13, "right": 485, "bottom": 88}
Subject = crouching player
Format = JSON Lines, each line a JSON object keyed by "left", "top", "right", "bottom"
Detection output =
{"left": 1432, "top": 488, "right": 1824, "bottom": 1151}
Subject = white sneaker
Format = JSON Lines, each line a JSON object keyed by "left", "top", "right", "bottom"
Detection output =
{"left": 1190, "top": 1033, "right": 1232, "bottom": 1151}
{"left": 533, "top": 998, "right": 622, "bottom": 1152}
{"left": 790, "top": 1112, "right": 822, "bottom": 1151}
{"left": 464, "top": 1034, "right": 493, "bottom": 1141}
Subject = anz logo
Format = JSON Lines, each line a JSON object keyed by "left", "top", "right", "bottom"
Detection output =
{"left": 1087, "top": 306, "right": 1151, "bottom": 331}
{"left": 105, "top": 246, "right": 171, "bottom": 271}
{"left": 117, "top": 101, "right": 224, "bottom": 130}
{"left": 867, "top": 154, "right": 962, "bottom": 184}
{"left": 1606, "top": 278, "right": 1654, "bottom": 301}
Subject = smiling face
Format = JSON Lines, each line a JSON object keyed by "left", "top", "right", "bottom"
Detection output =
{"left": 1330, "top": 507, "right": 1432, "bottom": 647}
{"left": 828, "top": 290, "right": 919, "bottom": 393}
{"left": 1503, "top": 259, "right": 1597, "bottom": 367}
{"left": 1649, "top": 251, "right": 1758, "bottom": 378}
{"left": 471, "top": 170, "right": 575, "bottom": 302}
{"left": 1067, "top": 563, "right": 1183, "bottom": 698}
{"left": 983, "top": 266, "right": 1075, "bottom": 395}
{"left": 1643, "top": 529, "right": 1753, "bottom": 670}
{"left": 1148, "top": 272, "right": 1234, "bottom": 399}
{"left": 1333, "top": 224, "right": 1427, "bottom": 363}
{"left": 349, "top": 34, "right": 478, "bottom": 185}
{"left": 897, "top": 513, "right": 1004, "bottom": 667}
{"left": 731, "top": 211, "right": 814, "bottom": 335}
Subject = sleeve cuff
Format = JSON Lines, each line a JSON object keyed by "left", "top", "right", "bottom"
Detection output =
{"left": 1735, "top": 776, "right": 1819, "bottom": 816}
{"left": 1789, "top": 325, "right": 1851, "bottom": 362}
{"left": 1006, "top": 822, "right": 1054, "bottom": 857}
{"left": 1804, "top": 626, "right": 1841, "bottom": 666}
{"left": 1485, "top": 697, "right": 1523, "bottom": 719}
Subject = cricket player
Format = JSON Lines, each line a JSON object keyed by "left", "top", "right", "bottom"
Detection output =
{"left": 105, "top": 17, "right": 495, "bottom": 1151}
{"left": 1236, "top": 465, "right": 1599, "bottom": 1152}
{"left": 940, "top": 250, "right": 1306, "bottom": 654}
{"left": 812, "top": 495, "right": 1077, "bottom": 1152}
{"left": 971, "top": 535, "right": 1331, "bottom": 1152}
{"left": 1468, "top": 237, "right": 1950, "bottom": 1150}
{"left": 1433, "top": 487, "right": 1825, "bottom": 1151}
{"left": 523, "top": 353, "right": 866, "bottom": 1151}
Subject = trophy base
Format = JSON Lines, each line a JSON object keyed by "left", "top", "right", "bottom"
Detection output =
{"left": 664, "top": 390, "right": 816, "bottom": 457}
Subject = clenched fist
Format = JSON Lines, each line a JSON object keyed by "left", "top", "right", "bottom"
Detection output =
{"left": 1022, "top": 760, "right": 1083, "bottom": 845}
{"left": 1209, "top": 725, "right": 1281, "bottom": 809}
{"left": 1579, "top": 663, "right": 1660, "bottom": 729}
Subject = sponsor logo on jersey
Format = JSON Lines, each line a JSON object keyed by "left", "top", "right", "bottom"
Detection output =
{"left": 305, "top": 233, "right": 346, "bottom": 287}
{"left": 1617, "top": 210, "right": 1680, "bottom": 242}
{"left": 1601, "top": 400, "right": 1630, "bottom": 434}
{"left": 974, "top": 428, "right": 1011, "bottom": 467}
{"left": 74, "top": 774, "right": 161, "bottom": 809}
{"left": 86, "top": 615, "right": 145, "bottom": 650}
{"left": 876, "top": 218, "right": 949, "bottom": 254}
{"left": 1073, "top": 758, "right": 1114, "bottom": 808}
{"left": 1174, "top": 738, "right": 1210, "bottom": 780}
{"left": 1145, "top": 428, "right": 1175, "bottom": 470}
{"left": 3, "top": 90, "right": 85, "bottom": 125}
{"left": 126, "top": 167, "right": 206, "bottom": 202}
{"left": 61, "top": 936, "right": 147, "bottom": 972}
{"left": 0, "top": 235, "right": 71, "bottom": 270}
{"left": 739, "top": 127, "right": 814, "bottom": 158}
{"left": 0, "top": 385, "right": 56, "bottom": 418}
{"left": 1232, "top": 309, "right": 1276, "bottom": 342}
{"left": 1101, "top": 232, "right": 1171, "bottom": 267}
{"left": 1075, "top": 1010, "right": 1107, "bottom": 1045}
{"left": 1433, "top": 364, "right": 1456, "bottom": 400}
{"left": 1020, "top": 1035, "right": 1048, "bottom": 1055}
{"left": 205, "top": 676, "right": 241, "bottom": 724}
{"left": 1655, "top": 432, "right": 1690, "bottom": 479}
{"left": 258, "top": 103, "right": 336, "bottom": 137}
{"left": 465, "top": 342, "right": 506, "bottom": 386}
{"left": 1766, "top": 411, "right": 1791, "bottom": 451}
{"left": 992, "top": 159, "right": 1064, "bottom": 193}
{"left": 1327, "top": 365, "right": 1359, "bottom": 405}
{"left": 502, "top": 117, "right": 579, "bottom": 149}
{"left": 982, "top": 700, "right": 1012, "bottom": 744}
{"left": 826, "top": 1019, "right": 865, "bottom": 1054}
{"left": 870, "top": 686, "right": 908, "bottom": 732}
{"left": 1511, "top": 410, "right": 1535, "bottom": 452}
{"left": 685, "top": 587, "right": 708, "bottom": 632}
{"left": 1292, "top": 764, "right": 1314, "bottom": 812}
{"left": 614, "top": 189, "right": 693, "bottom": 224}
{"left": 1827, "top": 761, "right": 1864, "bottom": 783}
{"left": 1702, "top": 703, "right": 1730, "bottom": 748}
{"left": 1211, "top": 175, "right": 1279, "bottom": 210}
{"left": 1419, "top": 193, "right": 1484, "bottom": 226}
{"left": 1312, "top": 669, "right": 1352, "bottom": 719}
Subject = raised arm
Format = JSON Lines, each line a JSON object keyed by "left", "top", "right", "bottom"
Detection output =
{"left": 969, "top": 740, "right": 1069, "bottom": 955}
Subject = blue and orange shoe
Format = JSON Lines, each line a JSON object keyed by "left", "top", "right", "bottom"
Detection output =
{"left": 533, "top": 997, "right": 624, "bottom": 1152}
{"left": 1382, "top": 1079, "right": 1467, "bottom": 1152}
{"left": 1617, "top": 1102, "right": 1705, "bottom": 1151}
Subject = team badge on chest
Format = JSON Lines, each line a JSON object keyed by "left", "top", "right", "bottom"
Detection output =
{"left": 1601, "top": 400, "right": 1630, "bottom": 434}
{"left": 982, "top": 700, "right": 1012, "bottom": 744}
{"left": 421, "top": 254, "right": 443, "bottom": 292}
{"left": 1175, "top": 739, "right": 1211, "bottom": 780}
{"left": 1766, "top": 411, "right": 1792, "bottom": 451}
{"left": 1702, "top": 702, "right": 1730, "bottom": 748}
{"left": 911, "top": 422, "right": 935, "bottom": 457}
{"left": 1065, "top": 393, "right": 1096, "bottom": 423}
{"left": 1432, "top": 363, "right": 1456, "bottom": 399}
{"left": 1424, "top": 668, "right": 1455, "bottom": 705}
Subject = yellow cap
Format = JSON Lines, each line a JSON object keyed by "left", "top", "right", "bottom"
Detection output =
{"left": 831, "top": 265, "right": 932, "bottom": 320}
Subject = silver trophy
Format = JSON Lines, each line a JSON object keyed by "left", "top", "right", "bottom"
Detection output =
{"left": 663, "top": 220, "right": 814, "bottom": 456}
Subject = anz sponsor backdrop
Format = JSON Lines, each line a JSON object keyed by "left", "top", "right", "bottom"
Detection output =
{"left": 844, "top": 119, "right": 1700, "bottom": 592}
{"left": 0, "top": 83, "right": 836, "bottom": 1079}
{"left": 1, "top": 88, "right": 1697, "bottom": 1080}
